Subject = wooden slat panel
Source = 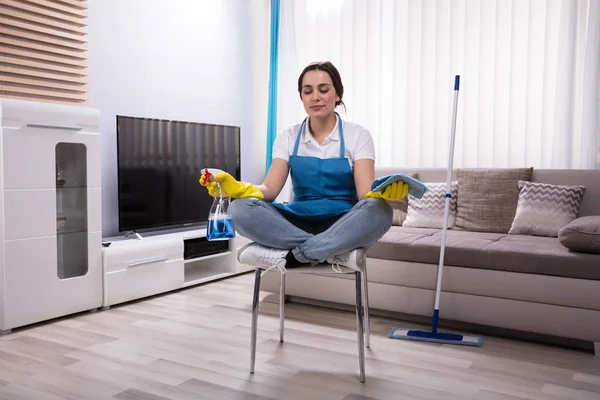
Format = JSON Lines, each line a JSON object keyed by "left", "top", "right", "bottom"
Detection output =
{"left": 0, "top": 66, "right": 87, "bottom": 85}
{"left": 0, "top": 93, "right": 86, "bottom": 105}
{"left": 0, "top": 56, "right": 87, "bottom": 76}
{"left": 0, "top": 0, "right": 89, "bottom": 105}
{"left": 2, "top": 0, "right": 86, "bottom": 26}
{"left": 0, "top": 36, "right": 87, "bottom": 60}
{"left": 53, "top": 0, "right": 88, "bottom": 10}
{"left": 15, "top": 0, "right": 88, "bottom": 18}
{"left": 1, "top": 17, "right": 87, "bottom": 43}
{"left": 0, "top": 45, "right": 88, "bottom": 68}
{"left": 1, "top": 74, "right": 87, "bottom": 93}
{"left": 0, "top": 6, "right": 87, "bottom": 35}
{"left": 0, "top": 84, "right": 87, "bottom": 101}
{"left": 0, "top": 27, "right": 87, "bottom": 51}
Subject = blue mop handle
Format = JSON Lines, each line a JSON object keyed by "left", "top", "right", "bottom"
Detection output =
{"left": 432, "top": 75, "right": 460, "bottom": 333}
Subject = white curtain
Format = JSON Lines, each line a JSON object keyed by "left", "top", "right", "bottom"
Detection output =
{"left": 275, "top": 0, "right": 600, "bottom": 170}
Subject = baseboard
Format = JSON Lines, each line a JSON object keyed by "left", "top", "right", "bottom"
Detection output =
{"left": 261, "top": 271, "right": 600, "bottom": 342}
{"left": 283, "top": 294, "right": 594, "bottom": 354}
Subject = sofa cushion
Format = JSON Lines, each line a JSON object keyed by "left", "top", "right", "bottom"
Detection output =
{"left": 368, "top": 226, "right": 600, "bottom": 280}
{"left": 509, "top": 180, "right": 586, "bottom": 237}
{"left": 558, "top": 216, "right": 600, "bottom": 254}
{"left": 454, "top": 168, "right": 533, "bottom": 233}
{"left": 403, "top": 181, "right": 458, "bottom": 229}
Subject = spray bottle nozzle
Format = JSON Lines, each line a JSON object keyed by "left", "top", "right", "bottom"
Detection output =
{"left": 202, "top": 168, "right": 226, "bottom": 183}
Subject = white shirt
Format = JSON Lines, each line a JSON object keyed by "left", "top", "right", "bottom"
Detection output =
{"left": 272, "top": 115, "right": 376, "bottom": 167}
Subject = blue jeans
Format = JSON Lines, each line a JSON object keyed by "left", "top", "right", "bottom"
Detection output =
{"left": 229, "top": 197, "right": 393, "bottom": 264}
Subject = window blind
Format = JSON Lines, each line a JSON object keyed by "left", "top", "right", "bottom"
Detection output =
{"left": 0, "top": 0, "right": 88, "bottom": 105}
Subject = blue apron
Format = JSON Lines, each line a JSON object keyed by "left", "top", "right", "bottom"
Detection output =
{"left": 271, "top": 114, "right": 358, "bottom": 223}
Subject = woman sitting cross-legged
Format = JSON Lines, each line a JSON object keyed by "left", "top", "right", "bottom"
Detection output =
{"left": 199, "top": 61, "right": 408, "bottom": 273}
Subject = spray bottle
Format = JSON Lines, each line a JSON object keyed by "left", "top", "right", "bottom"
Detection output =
{"left": 202, "top": 168, "right": 236, "bottom": 241}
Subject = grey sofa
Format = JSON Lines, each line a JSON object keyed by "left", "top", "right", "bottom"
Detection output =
{"left": 260, "top": 168, "right": 600, "bottom": 355}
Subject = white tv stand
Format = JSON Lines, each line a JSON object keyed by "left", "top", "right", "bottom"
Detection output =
{"left": 101, "top": 228, "right": 252, "bottom": 308}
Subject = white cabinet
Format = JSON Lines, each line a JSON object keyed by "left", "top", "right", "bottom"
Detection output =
{"left": 101, "top": 229, "right": 252, "bottom": 308}
{"left": 0, "top": 98, "right": 103, "bottom": 332}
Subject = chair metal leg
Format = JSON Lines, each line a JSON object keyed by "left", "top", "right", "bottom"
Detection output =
{"left": 362, "top": 265, "right": 371, "bottom": 348}
{"left": 355, "top": 271, "right": 366, "bottom": 383}
{"left": 279, "top": 273, "right": 285, "bottom": 342}
{"left": 250, "top": 268, "right": 262, "bottom": 374}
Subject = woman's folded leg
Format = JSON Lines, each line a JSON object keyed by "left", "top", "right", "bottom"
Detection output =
{"left": 229, "top": 197, "right": 313, "bottom": 250}
{"left": 291, "top": 198, "right": 393, "bottom": 264}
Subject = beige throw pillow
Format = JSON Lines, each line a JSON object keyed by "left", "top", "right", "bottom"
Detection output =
{"left": 454, "top": 168, "right": 533, "bottom": 233}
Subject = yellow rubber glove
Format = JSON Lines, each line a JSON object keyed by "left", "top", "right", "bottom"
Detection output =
{"left": 199, "top": 169, "right": 264, "bottom": 199}
{"left": 365, "top": 181, "right": 409, "bottom": 201}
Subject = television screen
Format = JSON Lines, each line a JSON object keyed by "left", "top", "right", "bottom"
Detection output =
{"left": 116, "top": 115, "right": 240, "bottom": 232}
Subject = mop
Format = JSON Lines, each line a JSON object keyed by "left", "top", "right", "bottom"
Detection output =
{"left": 388, "top": 75, "right": 483, "bottom": 347}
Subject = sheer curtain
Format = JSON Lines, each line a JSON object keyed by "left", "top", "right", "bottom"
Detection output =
{"left": 275, "top": 0, "right": 600, "bottom": 170}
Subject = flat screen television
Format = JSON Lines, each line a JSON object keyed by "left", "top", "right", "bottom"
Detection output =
{"left": 116, "top": 115, "right": 241, "bottom": 232}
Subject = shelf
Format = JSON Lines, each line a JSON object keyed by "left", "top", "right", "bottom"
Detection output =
{"left": 183, "top": 253, "right": 235, "bottom": 285}
{"left": 56, "top": 185, "right": 87, "bottom": 189}
{"left": 57, "top": 228, "right": 87, "bottom": 235}
{"left": 183, "top": 250, "right": 232, "bottom": 264}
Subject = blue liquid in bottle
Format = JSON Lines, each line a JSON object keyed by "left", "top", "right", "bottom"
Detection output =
{"left": 207, "top": 216, "right": 235, "bottom": 241}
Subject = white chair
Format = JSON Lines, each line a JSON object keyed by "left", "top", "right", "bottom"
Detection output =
{"left": 248, "top": 253, "right": 371, "bottom": 383}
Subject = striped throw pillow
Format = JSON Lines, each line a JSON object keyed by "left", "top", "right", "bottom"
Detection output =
{"left": 403, "top": 182, "right": 458, "bottom": 229}
{"left": 508, "top": 181, "right": 586, "bottom": 237}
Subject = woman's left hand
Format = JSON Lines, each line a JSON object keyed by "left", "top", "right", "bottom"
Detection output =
{"left": 365, "top": 181, "right": 409, "bottom": 201}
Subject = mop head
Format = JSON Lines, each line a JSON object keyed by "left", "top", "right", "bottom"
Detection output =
{"left": 388, "top": 327, "right": 483, "bottom": 347}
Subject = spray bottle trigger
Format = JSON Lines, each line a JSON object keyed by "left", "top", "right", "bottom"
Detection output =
{"left": 202, "top": 168, "right": 213, "bottom": 182}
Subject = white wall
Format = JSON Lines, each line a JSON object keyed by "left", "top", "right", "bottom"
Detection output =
{"left": 88, "top": 0, "right": 270, "bottom": 237}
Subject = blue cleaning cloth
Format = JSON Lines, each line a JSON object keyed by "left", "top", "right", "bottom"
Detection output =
{"left": 371, "top": 173, "right": 428, "bottom": 199}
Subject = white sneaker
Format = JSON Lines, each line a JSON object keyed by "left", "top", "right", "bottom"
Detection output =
{"left": 327, "top": 248, "right": 366, "bottom": 273}
{"left": 237, "top": 242, "right": 288, "bottom": 274}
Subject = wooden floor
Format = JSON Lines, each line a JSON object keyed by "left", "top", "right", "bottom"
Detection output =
{"left": 0, "top": 272, "right": 598, "bottom": 400}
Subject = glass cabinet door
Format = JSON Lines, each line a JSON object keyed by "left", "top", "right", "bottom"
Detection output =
{"left": 56, "top": 143, "right": 88, "bottom": 279}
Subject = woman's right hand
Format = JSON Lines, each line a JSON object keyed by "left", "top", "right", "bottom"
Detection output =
{"left": 199, "top": 169, "right": 264, "bottom": 199}
{"left": 365, "top": 181, "right": 409, "bottom": 201}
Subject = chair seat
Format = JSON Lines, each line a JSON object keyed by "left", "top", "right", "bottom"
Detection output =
{"left": 255, "top": 263, "right": 361, "bottom": 274}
